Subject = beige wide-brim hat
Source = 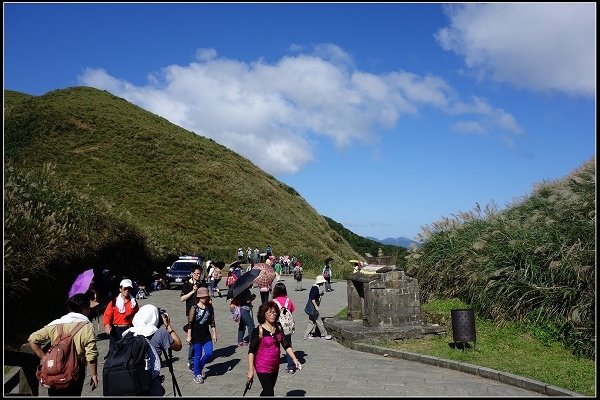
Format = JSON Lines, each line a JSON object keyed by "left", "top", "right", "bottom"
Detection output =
{"left": 315, "top": 275, "right": 327, "bottom": 285}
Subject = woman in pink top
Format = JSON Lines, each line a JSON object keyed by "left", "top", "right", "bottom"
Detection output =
{"left": 272, "top": 282, "right": 298, "bottom": 373}
{"left": 246, "top": 301, "right": 301, "bottom": 396}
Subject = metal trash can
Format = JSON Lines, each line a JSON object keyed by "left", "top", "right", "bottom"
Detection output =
{"left": 450, "top": 309, "right": 476, "bottom": 350}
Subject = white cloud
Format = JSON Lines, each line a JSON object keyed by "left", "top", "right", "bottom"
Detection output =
{"left": 453, "top": 121, "right": 487, "bottom": 135}
{"left": 78, "top": 45, "right": 522, "bottom": 176}
{"left": 436, "top": 3, "right": 596, "bottom": 97}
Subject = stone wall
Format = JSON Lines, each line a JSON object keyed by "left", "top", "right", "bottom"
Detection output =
{"left": 347, "top": 269, "right": 422, "bottom": 327}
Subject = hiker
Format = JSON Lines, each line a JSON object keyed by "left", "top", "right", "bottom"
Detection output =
{"left": 149, "top": 307, "right": 183, "bottom": 357}
{"left": 187, "top": 287, "right": 218, "bottom": 384}
{"left": 207, "top": 261, "right": 222, "bottom": 298}
{"left": 247, "top": 301, "right": 302, "bottom": 396}
{"left": 230, "top": 287, "right": 255, "bottom": 347}
{"left": 225, "top": 268, "right": 238, "bottom": 290}
{"left": 180, "top": 267, "right": 204, "bottom": 370}
{"left": 272, "top": 282, "right": 298, "bottom": 374}
{"left": 29, "top": 292, "right": 99, "bottom": 396}
{"left": 120, "top": 304, "right": 165, "bottom": 396}
{"left": 274, "top": 260, "right": 282, "bottom": 282}
{"left": 303, "top": 275, "right": 332, "bottom": 340}
{"left": 103, "top": 278, "right": 139, "bottom": 347}
{"left": 322, "top": 262, "right": 333, "bottom": 292}
{"left": 293, "top": 262, "right": 303, "bottom": 291}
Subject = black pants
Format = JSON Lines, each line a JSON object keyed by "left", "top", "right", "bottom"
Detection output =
{"left": 256, "top": 370, "right": 279, "bottom": 396}
{"left": 47, "top": 362, "right": 85, "bottom": 396}
{"left": 260, "top": 291, "right": 270, "bottom": 304}
{"left": 109, "top": 325, "right": 130, "bottom": 347}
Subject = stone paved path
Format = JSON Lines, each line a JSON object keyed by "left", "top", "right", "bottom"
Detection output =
{"left": 65, "top": 277, "right": 543, "bottom": 397}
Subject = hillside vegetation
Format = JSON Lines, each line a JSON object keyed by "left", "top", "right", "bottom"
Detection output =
{"left": 405, "top": 158, "right": 596, "bottom": 359}
{"left": 3, "top": 86, "right": 365, "bottom": 347}
{"left": 4, "top": 87, "right": 361, "bottom": 265}
{"left": 322, "top": 216, "right": 409, "bottom": 268}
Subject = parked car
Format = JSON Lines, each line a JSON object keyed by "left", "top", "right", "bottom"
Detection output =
{"left": 165, "top": 255, "right": 203, "bottom": 289}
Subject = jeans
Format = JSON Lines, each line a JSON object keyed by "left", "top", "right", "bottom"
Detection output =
{"left": 192, "top": 339, "right": 213, "bottom": 376}
{"left": 187, "top": 343, "right": 195, "bottom": 365}
{"left": 237, "top": 306, "right": 254, "bottom": 343}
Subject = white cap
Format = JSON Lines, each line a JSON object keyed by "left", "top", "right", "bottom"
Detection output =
{"left": 120, "top": 279, "right": 133, "bottom": 288}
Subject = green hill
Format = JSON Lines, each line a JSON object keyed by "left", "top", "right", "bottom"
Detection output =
{"left": 4, "top": 86, "right": 360, "bottom": 265}
{"left": 3, "top": 86, "right": 368, "bottom": 348}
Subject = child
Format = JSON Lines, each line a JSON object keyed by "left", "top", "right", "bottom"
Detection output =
{"left": 187, "top": 287, "right": 217, "bottom": 384}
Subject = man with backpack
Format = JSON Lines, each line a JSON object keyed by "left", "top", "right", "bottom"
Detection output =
{"left": 28, "top": 292, "right": 99, "bottom": 396}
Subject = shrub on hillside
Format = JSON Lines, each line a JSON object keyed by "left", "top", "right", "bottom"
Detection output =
{"left": 405, "top": 158, "right": 596, "bottom": 359}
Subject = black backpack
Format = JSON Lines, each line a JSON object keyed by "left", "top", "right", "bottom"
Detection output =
{"left": 102, "top": 332, "right": 153, "bottom": 396}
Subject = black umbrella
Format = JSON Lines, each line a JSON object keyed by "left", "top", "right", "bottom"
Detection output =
{"left": 228, "top": 260, "right": 243, "bottom": 270}
{"left": 227, "top": 268, "right": 261, "bottom": 300}
{"left": 324, "top": 257, "right": 333, "bottom": 264}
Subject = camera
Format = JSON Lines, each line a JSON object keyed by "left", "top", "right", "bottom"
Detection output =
{"left": 157, "top": 308, "right": 168, "bottom": 327}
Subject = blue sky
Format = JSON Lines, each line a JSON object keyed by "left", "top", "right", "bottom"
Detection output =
{"left": 4, "top": 3, "right": 596, "bottom": 241}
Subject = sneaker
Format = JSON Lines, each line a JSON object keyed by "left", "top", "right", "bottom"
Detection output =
{"left": 322, "top": 335, "right": 332, "bottom": 340}
{"left": 187, "top": 362, "right": 193, "bottom": 371}
{"left": 201, "top": 370, "right": 207, "bottom": 379}
{"left": 194, "top": 375, "right": 204, "bottom": 384}
{"left": 303, "top": 336, "right": 308, "bottom": 340}
{"left": 238, "top": 341, "right": 246, "bottom": 347}
{"left": 308, "top": 335, "right": 317, "bottom": 340}
{"left": 286, "top": 368, "right": 296, "bottom": 374}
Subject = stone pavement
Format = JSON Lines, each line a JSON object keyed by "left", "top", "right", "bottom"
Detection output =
{"left": 71, "top": 277, "right": 546, "bottom": 397}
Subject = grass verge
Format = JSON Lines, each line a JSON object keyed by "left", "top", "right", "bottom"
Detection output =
{"left": 337, "top": 299, "right": 595, "bottom": 396}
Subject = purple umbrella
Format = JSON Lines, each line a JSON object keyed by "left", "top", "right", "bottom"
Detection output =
{"left": 68, "top": 268, "right": 95, "bottom": 298}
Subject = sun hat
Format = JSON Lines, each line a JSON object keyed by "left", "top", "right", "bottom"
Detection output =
{"left": 120, "top": 279, "right": 133, "bottom": 288}
{"left": 196, "top": 287, "right": 210, "bottom": 297}
{"left": 315, "top": 275, "right": 327, "bottom": 285}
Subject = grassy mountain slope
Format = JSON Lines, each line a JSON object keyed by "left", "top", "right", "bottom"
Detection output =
{"left": 4, "top": 87, "right": 361, "bottom": 266}
{"left": 405, "top": 157, "right": 596, "bottom": 358}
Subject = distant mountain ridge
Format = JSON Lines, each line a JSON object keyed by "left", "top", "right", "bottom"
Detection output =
{"left": 366, "top": 236, "right": 418, "bottom": 248}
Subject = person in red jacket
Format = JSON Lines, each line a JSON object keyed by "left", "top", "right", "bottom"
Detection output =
{"left": 103, "top": 278, "right": 139, "bottom": 346}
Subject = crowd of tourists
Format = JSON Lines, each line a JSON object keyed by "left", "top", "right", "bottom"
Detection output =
{"left": 28, "top": 248, "right": 335, "bottom": 397}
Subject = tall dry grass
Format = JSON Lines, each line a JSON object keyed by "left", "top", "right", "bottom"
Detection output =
{"left": 405, "top": 157, "right": 595, "bottom": 359}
